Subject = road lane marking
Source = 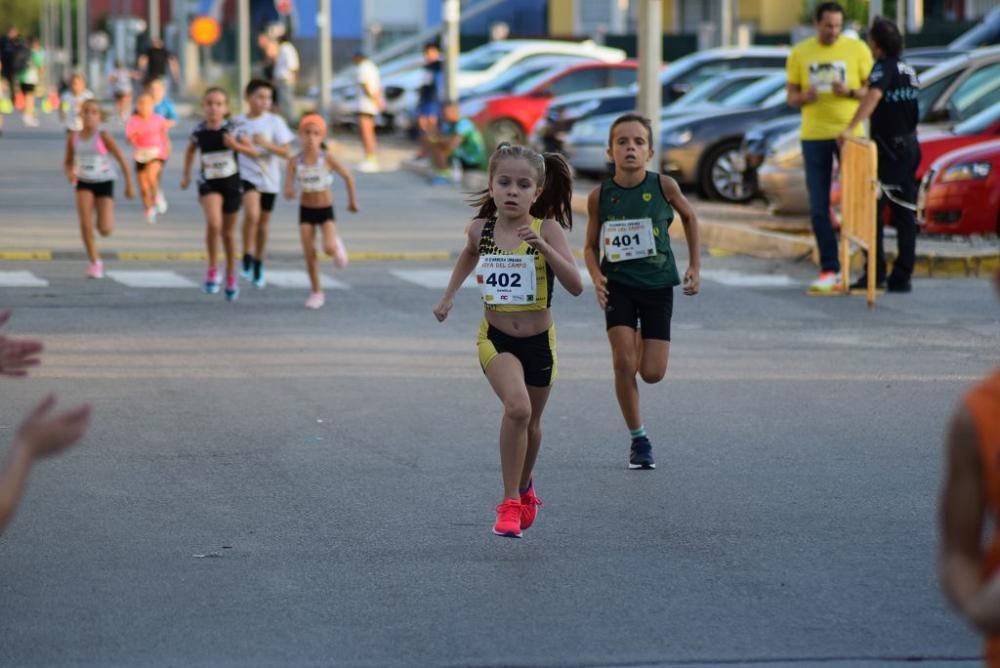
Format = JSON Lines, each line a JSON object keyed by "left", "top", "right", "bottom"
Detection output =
{"left": 263, "top": 270, "right": 348, "bottom": 289}
{"left": 701, "top": 269, "right": 797, "bottom": 288}
{"left": 0, "top": 270, "right": 49, "bottom": 287}
{"left": 106, "top": 270, "right": 198, "bottom": 288}
{"left": 390, "top": 270, "right": 477, "bottom": 289}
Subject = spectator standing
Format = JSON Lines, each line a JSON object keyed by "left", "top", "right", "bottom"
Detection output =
{"left": 838, "top": 17, "right": 920, "bottom": 294}
{"left": 416, "top": 42, "right": 443, "bottom": 155}
{"left": 137, "top": 37, "right": 180, "bottom": 94}
{"left": 257, "top": 31, "right": 278, "bottom": 83}
{"left": 785, "top": 1, "right": 873, "bottom": 294}
{"left": 352, "top": 51, "right": 383, "bottom": 173}
{"left": 427, "top": 101, "right": 486, "bottom": 184}
{"left": 272, "top": 33, "right": 300, "bottom": 122}
{"left": 109, "top": 59, "right": 135, "bottom": 122}
{"left": 17, "top": 36, "right": 43, "bottom": 127}
{"left": 0, "top": 26, "right": 25, "bottom": 105}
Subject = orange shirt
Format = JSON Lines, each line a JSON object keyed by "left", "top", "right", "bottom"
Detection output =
{"left": 967, "top": 368, "right": 1000, "bottom": 664}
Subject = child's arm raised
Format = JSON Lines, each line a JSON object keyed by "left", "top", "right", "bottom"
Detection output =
{"left": 660, "top": 174, "right": 700, "bottom": 296}
{"left": 180, "top": 142, "right": 196, "bottom": 190}
{"left": 523, "top": 219, "right": 583, "bottom": 296}
{"left": 283, "top": 157, "right": 297, "bottom": 200}
{"left": 433, "top": 219, "right": 485, "bottom": 322}
{"left": 224, "top": 131, "right": 259, "bottom": 159}
{"left": 63, "top": 132, "right": 76, "bottom": 184}
{"left": 582, "top": 185, "right": 607, "bottom": 308}
{"left": 326, "top": 152, "right": 358, "bottom": 213}
{"left": 102, "top": 131, "right": 135, "bottom": 200}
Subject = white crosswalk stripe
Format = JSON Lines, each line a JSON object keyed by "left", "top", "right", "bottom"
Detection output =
{"left": 0, "top": 271, "right": 49, "bottom": 287}
{"left": 263, "top": 270, "right": 348, "bottom": 289}
{"left": 106, "top": 270, "right": 198, "bottom": 288}
{"left": 390, "top": 269, "right": 477, "bottom": 289}
{"left": 701, "top": 269, "right": 796, "bottom": 288}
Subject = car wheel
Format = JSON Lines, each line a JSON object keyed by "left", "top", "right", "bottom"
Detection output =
{"left": 700, "top": 140, "right": 754, "bottom": 203}
{"left": 486, "top": 118, "right": 525, "bottom": 149}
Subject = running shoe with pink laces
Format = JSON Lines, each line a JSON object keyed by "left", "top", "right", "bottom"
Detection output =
{"left": 204, "top": 267, "right": 220, "bottom": 294}
{"left": 224, "top": 274, "right": 239, "bottom": 302}
{"left": 86, "top": 260, "right": 104, "bottom": 279}
{"left": 519, "top": 482, "right": 542, "bottom": 531}
{"left": 332, "top": 238, "right": 349, "bottom": 269}
{"left": 305, "top": 292, "right": 325, "bottom": 309}
{"left": 493, "top": 498, "right": 523, "bottom": 538}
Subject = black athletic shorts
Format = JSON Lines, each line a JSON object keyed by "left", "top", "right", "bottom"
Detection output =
{"left": 604, "top": 280, "right": 673, "bottom": 341}
{"left": 299, "top": 205, "right": 334, "bottom": 225}
{"left": 19, "top": 82, "right": 35, "bottom": 94}
{"left": 241, "top": 180, "right": 277, "bottom": 212}
{"left": 135, "top": 158, "right": 164, "bottom": 172}
{"left": 75, "top": 180, "right": 114, "bottom": 199}
{"left": 477, "top": 321, "right": 557, "bottom": 388}
{"left": 198, "top": 176, "right": 242, "bottom": 214}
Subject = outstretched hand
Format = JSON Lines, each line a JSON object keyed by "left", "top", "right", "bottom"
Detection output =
{"left": 16, "top": 395, "right": 91, "bottom": 459}
{"left": 0, "top": 311, "right": 43, "bottom": 377}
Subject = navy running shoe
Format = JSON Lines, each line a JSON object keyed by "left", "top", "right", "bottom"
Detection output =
{"left": 628, "top": 436, "right": 655, "bottom": 470}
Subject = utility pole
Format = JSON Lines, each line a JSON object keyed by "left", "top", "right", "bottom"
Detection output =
{"left": 149, "top": 0, "right": 160, "bottom": 41}
{"left": 62, "top": 0, "right": 72, "bottom": 73}
{"left": 318, "top": 0, "right": 332, "bottom": 117}
{"left": 720, "top": 0, "right": 733, "bottom": 48}
{"left": 906, "top": 0, "right": 924, "bottom": 32}
{"left": 77, "top": 0, "right": 87, "bottom": 75}
{"left": 443, "top": 0, "right": 460, "bottom": 102}
{"left": 638, "top": 0, "right": 663, "bottom": 161}
{"left": 237, "top": 0, "right": 250, "bottom": 106}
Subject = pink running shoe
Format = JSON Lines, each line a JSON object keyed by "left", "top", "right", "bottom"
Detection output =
{"left": 519, "top": 482, "right": 542, "bottom": 531}
{"left": 492, "top": 498, "right": 523, "bottom": 538}
{"left": 305, "top": 292, "right": 325, "bottom": 309}
{"left": 86, "top": 260, "right": 104, "bottom": 279}
{"left": 332, "top": 238, "right": 349, "bottom": 269}
{"left": 204, "top": 267, "right": 221, "bottom": 294}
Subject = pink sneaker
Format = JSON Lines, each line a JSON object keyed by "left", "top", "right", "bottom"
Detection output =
{"left": 332, "top": 238, "right": 349, "bottom": 269}
{"left": 86, "top": 260, "right": 104, "bottom": 279}
{"left": 305, "top": 292, "right": 325, "bottom": 309}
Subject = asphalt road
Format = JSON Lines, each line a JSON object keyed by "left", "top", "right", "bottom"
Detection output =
{"left": 0, "top": 117, "right": 997, "bottom": 667}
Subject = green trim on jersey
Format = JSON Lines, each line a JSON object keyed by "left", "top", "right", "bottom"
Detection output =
{"left": 599, "top": 171, "right": 680, "bottom": 289}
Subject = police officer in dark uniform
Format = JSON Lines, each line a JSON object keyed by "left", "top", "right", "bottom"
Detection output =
{"left": 839, "top": 16, "right": 920, "bottom": 293}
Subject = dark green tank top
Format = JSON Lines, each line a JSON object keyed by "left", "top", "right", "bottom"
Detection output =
{"left": 599, "top": 171, "right": 680, "bottom": 289}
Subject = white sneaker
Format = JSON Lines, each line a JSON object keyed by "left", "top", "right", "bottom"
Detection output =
{"left": 358, "top": 158, "right": 379, "bottom": 173}
{"left": 808, "top": 271, "right": 843, "bottom": 294}
{"left": 145, "top": 207, "right": 157, "bottom": 225}
{"left": 155, "top": 190, "right": 168, "bottom": 214}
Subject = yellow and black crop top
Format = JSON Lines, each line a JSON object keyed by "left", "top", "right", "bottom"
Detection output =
{"left": 478, "top": 217, "right": 554, "bottom": 312}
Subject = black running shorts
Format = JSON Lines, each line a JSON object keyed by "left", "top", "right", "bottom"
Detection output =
{"left": 75, "top": 180, "right": 114, "bottom": 199}
{"left": 477, "top": 320, "right": 557, "bottom": 387}
{"left": 299, "top": 205, "right": 334, "bottom": 225}
{"left": 604, "top": 280, "right": 673, "bottom": 341}
{"left": 198, "top": 176, "right": 242, "bottom": 214}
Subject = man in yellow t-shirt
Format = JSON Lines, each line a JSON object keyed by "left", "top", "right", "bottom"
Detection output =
{"left": 786, "top": 1, "right": 873, "bottom": 294}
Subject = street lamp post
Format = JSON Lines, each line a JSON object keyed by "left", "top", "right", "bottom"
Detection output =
{"left": 638, "top": 0, "right": 663, "bottom": 160}
{"left": 443, "top": 0, "right": 460, "bottom": 102}
{"left": 318, "top": 0, "right": 332, "bottom": 117}
{"left": 237, "top": 0, "right": 250, "bottom": 106}
{"left": 77, "top": 0, "right": 87, "bottom": 76}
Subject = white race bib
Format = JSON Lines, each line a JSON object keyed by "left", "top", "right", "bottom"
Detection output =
{"left": 78, "top": 155, "right": 111, "bottom": 182}
{"left": 476, "top": 255, "right": 536, "bottom": 306}
{"left": 135, "top": 146, "right": 161, "bottom": 163}
{"left": 602, "top": 218, "right": 657, "bottom": 263}
{"left": 201, "top": 150, "right": 238, "bottom": 180}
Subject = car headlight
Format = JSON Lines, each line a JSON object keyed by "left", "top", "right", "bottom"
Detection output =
{"left": 460, "top": 99, "right": 487, "bottom": 118}
{"left": 940, "top": 161, "right": 991, "bottom": 182}
{"left": 663, "top": 129, "right": 692, "bottom": 147}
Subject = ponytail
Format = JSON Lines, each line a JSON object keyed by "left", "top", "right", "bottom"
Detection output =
{"left": 469, "top": 143, "right": 574, "bottom": 229}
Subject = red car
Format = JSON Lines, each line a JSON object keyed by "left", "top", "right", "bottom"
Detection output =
{"left": 469, "top": 61, "right": 638, "bottom": 146}
{"left": 915, "top": 103, "right": 1000, "bottom": 178}
{"left": 918, "top": 138, "right": 1000, "bottom": 235}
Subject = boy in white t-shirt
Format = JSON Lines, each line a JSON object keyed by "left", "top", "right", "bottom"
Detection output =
{"left": 232, "top": 79, "right": 294, "bottom": 288}
{"left": 60, "top": 72, "right": 95, "bottom": 132}
{"left": 352, "top": 51, "right": 383, "bottom": 173}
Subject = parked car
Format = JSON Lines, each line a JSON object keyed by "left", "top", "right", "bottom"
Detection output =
{"left": 918, "top": 138, "right": 1000, "bottom": 235}
{"left": 362, "top": 40, "right": 626, "bottom": 131}
{"left": 906, "top": 6, "right": 1000, "bottom": 60}
{"left": 466, "top": 60, "right": 640, "bottom": 146}
{"left": 530, "top": 87, "right": 636, "bottom": 152}
{"left": 916, "top": 102, "right": 1000, "bottom": 175}
{"left": 917, "top": 46, "right": 1000, "bottom": 129}
{"left": 740, "top": 114, "right": 802, "bottom": 199}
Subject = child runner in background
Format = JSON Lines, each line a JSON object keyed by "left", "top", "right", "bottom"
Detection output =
{"left": 283, "top": 114, "right": 358, "bottom": 309}
{"left": 148, "top": 78, "right": 177, "bottom": 127}
{"left": 108, "top": 60, "right": 133, "bottom": 122}
{"left": 234, "top": 79, "right": 294, "bottom": 288}
{"left": 583, "top": 113, "right": 700, "bottom": 471}
{"left": 181, "top": 87, "right": 257, "bottom": 302}
{"left": 433, "top": 143, "right": 582, "bottom": 539}
{"left": 125, "top": 93, "right": 170, "bottom": 224}
{"left": 59, "top": 72, "right": 94, "bottom": 132}
{"left": 63, "top": 99, "right": 135, "bottom": 278}
{"left": 17, "top": 36, "right": 43, "bottom": 127}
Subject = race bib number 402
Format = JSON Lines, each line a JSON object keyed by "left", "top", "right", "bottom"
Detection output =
{"left": 476, "top": 254, "right": 536, "bottom": 305}
{"left": 602, "top": 218, "right": 656, "bottom": 263}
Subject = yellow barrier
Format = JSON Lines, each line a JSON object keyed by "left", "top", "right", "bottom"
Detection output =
{"left": 839, "top": 137, "right": 879, "bottom": 306}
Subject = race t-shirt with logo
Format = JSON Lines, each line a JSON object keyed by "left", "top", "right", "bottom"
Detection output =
{"left": 232, "top": 112, "right": 294, "bottom": 193}
{"left": 126, "top": 112, "right": 170, "bottom": 162}
{"left": 190, "top": 121, "right": 239, "bottom": 184}
{"left": 786, "top": 35, "right": 873, "bottom": 140}
{"left": 599, "top": 171, "right": 679, "bottom": 289}
{"left": 868, "top": 57, "right": 919, "bottom": 141}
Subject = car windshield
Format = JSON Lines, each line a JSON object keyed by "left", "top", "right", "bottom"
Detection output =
{"left": 459, "top": 43, "right": 517, "bottom": 72}
{"left": 723, "top": 75, "right": 786, "bottom": 107}
{"left": 474, "top": 63, "right": 566, "bottom": 95}
{"left": 953, "top": 102, "right": 1000, "bottom": 135}
{"left": 512, "top": 67, "right": 570, "bottom": 94}
{"left": 670, "top": 75, "right": 763, "bottom": 109}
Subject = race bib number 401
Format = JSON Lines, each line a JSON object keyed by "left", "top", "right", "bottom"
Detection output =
{"left": 476, "top": 254, "right": 536, "bottom": 305}
{"left": 602, "top": 218, "right": 656, "bottom": 263}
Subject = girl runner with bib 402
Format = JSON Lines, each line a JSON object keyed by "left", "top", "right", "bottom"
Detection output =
{"left": 583, "top": 113, "right": 700, "bottom": 471}
{"left": 433, "top": 143, "right": 582, "bottom": 539}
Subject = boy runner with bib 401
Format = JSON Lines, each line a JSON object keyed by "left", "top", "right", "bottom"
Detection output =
{"left": 583, "top": 113, "right": 700, "bottom": 471}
